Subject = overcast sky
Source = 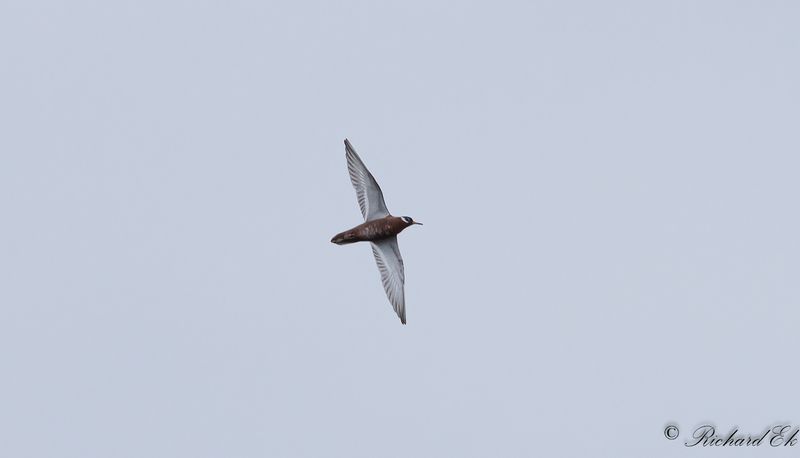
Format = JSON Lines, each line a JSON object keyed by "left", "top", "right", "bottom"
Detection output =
{"left": 1, "top": 1, "right": 799, "bottom": 457}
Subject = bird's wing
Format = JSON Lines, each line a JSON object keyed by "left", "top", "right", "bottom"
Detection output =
{"left": 345, "top": 139, "right": 390, "bottom": 221}
{"left": 370, "top": 236, "right": 406, "bottom": 324}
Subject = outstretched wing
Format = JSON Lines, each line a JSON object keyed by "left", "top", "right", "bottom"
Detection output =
{"left": 345, "top": 139, "right": 390, "bottom": 221}
{"left": 370, "top": 236, "right": 406, "bottom": 324}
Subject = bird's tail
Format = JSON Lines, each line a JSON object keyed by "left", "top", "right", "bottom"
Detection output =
{"left": 331, "top": 231, "right": 357, "bottom": 245}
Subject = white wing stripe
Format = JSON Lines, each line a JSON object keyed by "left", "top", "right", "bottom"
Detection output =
{"left": 345, "top": 139, "right": 390, "bottom": 221}
{"left": 370, "top": 237, "right": 406, "bottom": 324}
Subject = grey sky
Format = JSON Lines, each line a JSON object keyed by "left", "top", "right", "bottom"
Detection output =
{"left": 1, "top": 1, "right": 799, "bottom": 457}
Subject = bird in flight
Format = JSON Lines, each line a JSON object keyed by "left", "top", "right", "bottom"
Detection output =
{"left": 331, "top": 139, "right": 422, "bottom": 324}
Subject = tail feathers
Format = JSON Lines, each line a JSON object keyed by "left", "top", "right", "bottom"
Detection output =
{"left": 331, "top": 231, "right": 357, "bottom": 245}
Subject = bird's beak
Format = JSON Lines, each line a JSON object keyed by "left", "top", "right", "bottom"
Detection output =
{"left": 414, "top": 222, "right": 423, "bottom": 225}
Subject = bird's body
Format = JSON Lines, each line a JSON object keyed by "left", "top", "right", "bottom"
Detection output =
{"left": 331, "top": 215, "right": 415, "bottom": 245}
{"left": 331, "top": 139, "right": 422, "bottom": 324}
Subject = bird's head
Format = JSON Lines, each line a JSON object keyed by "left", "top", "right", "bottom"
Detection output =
{"left": 401, "top": 216, "right": 423, "bottom": 226}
